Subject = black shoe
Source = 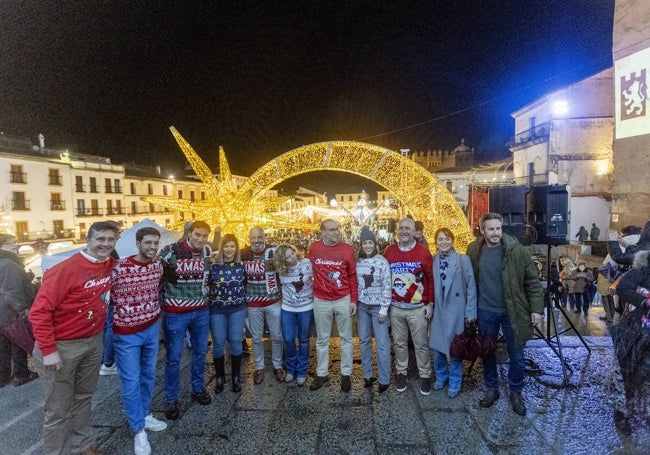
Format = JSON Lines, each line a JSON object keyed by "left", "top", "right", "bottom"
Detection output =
{"left": 573, "top": 309, "right": 581, "bottom": 314}
{"left": 340, "top": 375, "right": 351, "bottom": 392}
{"left": 213, "top": 357, "right": 225, "bottom": 395}
{"left": 191, "top": 390, "right": 212, "bottom": 405}
{"left": 378, "top": 383, "right": 389, "bottom": 393}
{"left": 364, "top": 377, "right": 376, "bottom": 388}
{"left": 614, "top": 411, "right": 632, "bottom": 435}
{"left": 165, "top": 401, "right": 180, "bottom": 420}
{"left": 419, "top": 377, "right": 432, "bottom": 396}
{"left": 479, "top": 389, "right": 500, "bottom": 408}
{"left": 395, "top": 373, "right": 407, "bottom": 392}
{"left": 231, "top": 354, "right": 242, "bottom": 393}
{"left": 309, "top": 375, "right": 329, "bottom": 391}
{"left": 509, "top": 392, "right": 527, "bottom": 416}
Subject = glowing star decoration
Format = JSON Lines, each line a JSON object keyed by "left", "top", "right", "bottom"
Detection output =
{"left": 143, "top": 127, "right": 316, "bottom": 244}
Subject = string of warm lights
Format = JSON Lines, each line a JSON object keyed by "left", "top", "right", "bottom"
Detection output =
{"left": 145, "top": 129, "right": 473, "bottom": 250}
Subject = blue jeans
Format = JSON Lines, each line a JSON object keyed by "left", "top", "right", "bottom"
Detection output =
{"left": 573, "top": 293, "right": 589, "bottom": 312}
{"left": 477, "top": 308, "right": 525, "bottom": 393}
{"left": 102, "top": 305, "right": 115, "bottom": 366}
{"left": 357, "top": 302, "right": 391, "bottom": 385}
{"left": 281, "top": 309, "right": 313, "bottom": 379}
{"left": 114, "top": 320, "right": 160, "bottom": 433}
{"left": 433, "top": 350, "right": 464, "bottom": 391}
{"left": 209, "top": 308, "right": 246, "bottom": 358}
{"left": 163, "top": 308, "right": 209, "bottom": 403}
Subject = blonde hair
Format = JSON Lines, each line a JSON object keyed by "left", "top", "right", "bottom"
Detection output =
{"left": 274, "top": 244, "right": 300, "bottom": 275}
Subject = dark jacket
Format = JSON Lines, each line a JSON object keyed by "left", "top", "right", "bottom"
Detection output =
{"left": 466, "top": 233, "right": 544, "bottom": 348}
{"left": 0, "top": 251, "right": 36, "bottom": 326}
{"left": 617, "top": 250, "right": 650, "bottom": 307}
{"left": 608, "top": 221, "right": 650, "bottom": 267}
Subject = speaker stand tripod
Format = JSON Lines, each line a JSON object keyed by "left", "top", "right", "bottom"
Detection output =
{"left": 532, "top": 244, "right": 591, "bottom": 387}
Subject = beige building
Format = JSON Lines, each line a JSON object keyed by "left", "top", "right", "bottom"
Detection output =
{"left": 611, "top": 0, "right": 650, "bottom": 229}
{"left": 508, "top": 68, "right": 615, "bottom": 236}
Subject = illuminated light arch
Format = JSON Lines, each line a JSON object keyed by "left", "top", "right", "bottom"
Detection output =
{"left": 240, "top": 141, "right": 473, "bottom": 251}
{"left": 146, "top": 129, "right": 473, "bottom": 251}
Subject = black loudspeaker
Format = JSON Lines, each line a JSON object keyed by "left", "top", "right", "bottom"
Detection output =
{"left": 526, "top": 185, "right": 570, "bottom": 245}
{"left": 488, "top": 186, "right": 530, "bottom": 245}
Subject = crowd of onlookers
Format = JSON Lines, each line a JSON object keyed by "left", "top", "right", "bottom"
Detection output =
{"left": 1, "top": 217, "right": 649, "bottom": 454}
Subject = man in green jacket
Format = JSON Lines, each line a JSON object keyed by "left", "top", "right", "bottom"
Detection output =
{"left": 466, "top": 212, "right": 544, "bottom": 416}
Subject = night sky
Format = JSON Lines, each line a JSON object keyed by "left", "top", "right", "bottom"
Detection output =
{"left": 1, "top": 1, "right": 614, "bottom": 192}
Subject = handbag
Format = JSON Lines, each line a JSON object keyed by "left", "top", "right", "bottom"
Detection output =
{"left": 450, "top": 321, "right": 496, "bottom": 361}
{"left": 0, "top": 313, "right": 35, "bottom": 355}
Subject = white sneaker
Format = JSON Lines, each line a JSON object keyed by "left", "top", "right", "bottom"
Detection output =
{"left": 285, "top": 373, "right": 295, "bottom": 383}
{"left": 99, "top": 364, "right": 118, "bottom": 376}
{"left": 144, "top": 414, "right": 168, "bottom": 431}
{"left": 134, "top": 431, "right": 151, "bottom": 455}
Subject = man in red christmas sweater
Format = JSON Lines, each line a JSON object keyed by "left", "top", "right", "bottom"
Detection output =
{"left": 383, "top": 217, "right": 434, "bottom": 396}
{"left": 111, "top": 227, "right": 167, "bottom": 455}
{"left": 307, "top": 219, "right": 358, "bottom": 392}
{"left": 29, "top": 221, "right": 119, "bottom": 455}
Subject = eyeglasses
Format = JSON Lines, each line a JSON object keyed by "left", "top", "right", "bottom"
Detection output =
{"left": 324, "top": 227, "right": 340, "bottom": 232}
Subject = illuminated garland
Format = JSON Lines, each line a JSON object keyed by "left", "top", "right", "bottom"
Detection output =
{"left": 145, "top": 128, "right": 473, "bottom": 251}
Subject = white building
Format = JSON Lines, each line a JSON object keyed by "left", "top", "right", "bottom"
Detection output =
{"left": 508, "top": 68, "right": 614, "bottom": 238}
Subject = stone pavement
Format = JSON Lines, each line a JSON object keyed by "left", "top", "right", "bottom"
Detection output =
{"left": 2, "top": 309, "right": 649, "bottom": 455}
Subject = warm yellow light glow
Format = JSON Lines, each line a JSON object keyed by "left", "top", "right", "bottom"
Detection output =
{"left": 144, "top": 127, "right": 316, "bottom": 245}
{"left": 146, "top": 130, "right": 473, "bottom": 250}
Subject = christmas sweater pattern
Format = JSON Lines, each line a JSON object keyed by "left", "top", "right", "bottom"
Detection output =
{"left": 111, "top": 255, "right": 163, "bottom": 335}
{"left": 205, "top": 261, "right": 246, "bottom": 313}
{"left": 278, "top": 258, "right": 314, "bottom": 312}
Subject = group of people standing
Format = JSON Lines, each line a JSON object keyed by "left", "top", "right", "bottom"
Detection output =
{"left": 18, "top": 211, "right": 546, "bottom": 455}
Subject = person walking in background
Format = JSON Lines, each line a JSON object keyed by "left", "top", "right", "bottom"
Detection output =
{"left": 569, "top": 261, "right": 594, "bottom": 317}
{"left": 160, "top": 221, "right": 213, "bottom": 420}
{"left": 429, "top": 227, "right": 477, "bottom": 399}
{"left": 29, "top": 221, "right": 119, "bottom": 455}
{"left": 384, "top": 217, "right": 434, "bottom": 395}
{"left": 355, "top": 227, "right": 392, "bottom": 393}
{"left": 0, "top": 234, "right": 38, "bottom": 388}
{"left": 466, "top": 213, "right": 544, "bottom": 417}
{"left": 559, "top": 257, "right": 577, "bottom": 311}
{"left": 576, "top": 226, "right": 589, "bottom": 243}
{"left": 99, "top": 247, "right": 121, "bottom": 377}
{"left": 274, "top": 244, "right": 314, "bottom": 386}
{"left": 111, "top": 227, "right": 167, "bottom": 455}
{"left": 205, "top": 233, "right": 247, "bottom": 394}
{"left": 307, "top": 219, "right": 358, "bottom": 392}
{"left": 590, "top": 223, "right": 600, "bottom": 241}
{"left": 241, "top": 227, "right": 285, "bottom": 385}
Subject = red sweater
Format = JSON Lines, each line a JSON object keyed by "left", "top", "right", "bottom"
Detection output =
{"left": 383, "top": 242, "right": 433, "bottom": 308}
{"left": 111, "top": 256, "right": 163, "bottom": 335}
{"left": 307, "top": 240, "right": 358, "bottom": 303}
{"left": 29, "top": 253, "right": 115, "bottom": 355}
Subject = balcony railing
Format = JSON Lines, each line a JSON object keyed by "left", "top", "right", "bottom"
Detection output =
{"left": 106, "top": 208, "right": 125, "bottom": 215}
{"left": 10, "top": 172, "right": 27, "bottom": 184}
{"left": 16, "top": 229, "right": 76, "bottom": 242}
{"left": 50, "top": 201, "right": 67, "bottom": 210}
{"left": 75, "top": 184, "right": 86, "bottom": 192}
{"left": 11, "top": 199, "right": 30, "bottom": 210}
{"left": 105, "top": 185, "right": 124, "bottom": 194}
{"left": 508, "top": 122, "right": 550, "bottom": 147}
{"left": 76, "top": 208, "right": 104, "bottom": 217}
{"left": 48, "top": 175, "right": 63, "bottom": 185}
